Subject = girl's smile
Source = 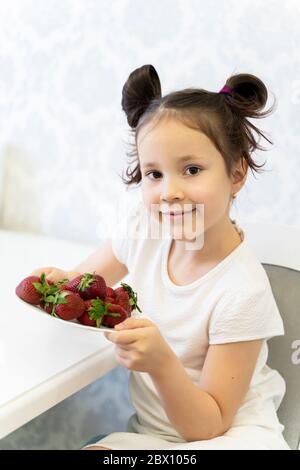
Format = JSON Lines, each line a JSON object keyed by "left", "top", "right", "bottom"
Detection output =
{"left": 162, "top": 207, "right": 196, "bottom": 219}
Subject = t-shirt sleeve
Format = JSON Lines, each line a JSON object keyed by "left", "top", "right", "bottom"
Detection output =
{"left": 111, "top": 234, "right": 128, "bottom": 266}
{"left": 209, "top": 287, "right": 285, "bottom": 345}
{"left": 111, "top": 213, "right": 131, "bottom": 266}
{"left": 110, "top": 199, "right": 143, "bottom": 268}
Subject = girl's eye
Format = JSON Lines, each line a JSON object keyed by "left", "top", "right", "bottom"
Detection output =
{"left": 185, "top": 166, "right": 202, "bottom": 176}
{"left": 144, "top": 166, "right": 202, "bottom": 179}
{"left": 145, "top": 171, "right": 162, "bottom": 179}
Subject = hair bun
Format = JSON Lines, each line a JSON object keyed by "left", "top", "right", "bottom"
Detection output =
{"left": 121, "top": 64, "right": 162, "bottom": 128}
{"left": 224, "top": 73, "right": 275, "bottom": 118}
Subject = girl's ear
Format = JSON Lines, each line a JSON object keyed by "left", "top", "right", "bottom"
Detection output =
{"left": 231, "top": 158, "right": 248, "bottom": 194}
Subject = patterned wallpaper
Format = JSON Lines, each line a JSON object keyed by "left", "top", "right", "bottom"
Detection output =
{"left": 0, "top": 0, "right": 299, "bottom": 244}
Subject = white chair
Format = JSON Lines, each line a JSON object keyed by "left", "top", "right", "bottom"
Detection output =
{"left": 242, "top": 222, "right": 300, "bottom": 450}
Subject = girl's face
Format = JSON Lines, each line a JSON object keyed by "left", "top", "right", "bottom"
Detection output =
{"left": 138, "top": 117, "right": 244, "bottom": 242}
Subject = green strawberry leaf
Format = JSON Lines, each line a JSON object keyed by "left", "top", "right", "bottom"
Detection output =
{"left": 120, "top": 282, "right": 142, "bottom": 313}
{"left": 44, "top": 295, "right": 56, "bottom": 303}
{"left": 32, "top": 282, "right": 44, "bottom": 295}
{"left": 86, "top": 298, "right": 108, "bottom": 327}
{"left": 33, "top": 272, "right": 64, "bottom": 301}
{"left": 56, "top": 278, "right": 69, "bottom": 287}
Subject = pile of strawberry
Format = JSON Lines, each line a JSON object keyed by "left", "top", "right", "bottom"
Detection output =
{"left": 15, "top": 272, "right": 141, "bottom": 328}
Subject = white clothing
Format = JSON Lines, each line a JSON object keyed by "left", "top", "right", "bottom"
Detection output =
{"left": 85, "top": 203, "right": 290, "bottom": 450}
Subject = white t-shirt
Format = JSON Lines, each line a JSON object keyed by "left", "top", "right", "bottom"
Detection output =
{"left": 109, "top": 202, "right": 286, "bottom": 445}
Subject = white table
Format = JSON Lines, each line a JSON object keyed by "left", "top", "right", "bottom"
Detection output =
{"left": 0, "top": 229, "right": 121, "bottom": 439}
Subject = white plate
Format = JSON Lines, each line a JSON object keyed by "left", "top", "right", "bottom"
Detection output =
{"left": 16, "top": 297, "right": 123, "bottom": 333}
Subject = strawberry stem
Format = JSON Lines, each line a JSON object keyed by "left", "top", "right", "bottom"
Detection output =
{"left": 78, "top": 273, "right": 96, "bottom": 292}
{"left": 87, "top": 298, "right": 109, "bottom": 328}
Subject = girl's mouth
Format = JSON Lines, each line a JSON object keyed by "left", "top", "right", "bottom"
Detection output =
{"left": 167, "top": 208, "right": 196, "bottom": 219}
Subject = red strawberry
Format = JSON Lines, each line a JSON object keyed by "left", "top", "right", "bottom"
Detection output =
{"left": 38, "top": 278, "right": 69, "bottom": 315}
{"left": 59, "top": 280, "right": 77, "bottom": 294}
{"left": 78, "top": 310, "right": 96, "bottom": 327}
{"left": 16, "top": 276, "right": 43, "bottom": 305}
{"left": 40, "top": 300, "right": 54, "bottom": 314}
{"left": 78, "top": 298, "right": 117, "bottom": 328}
{"left": 106, "top": 286, "right": 116, "bottom": 299}
{"left": 114, "top": 287, "right": 131, "bottom": 315}
{"left": 63, "top": 272, "right": 106, "bottom": 300}
{"left": 54, "top": 291, "right": 86, "bottom": 320}
{"left": 16, "top": 274, "right": 55, "bottom": 305}
{"left": 117, "top": 283, "right": 142, "bottom": 313}
{"left": 77, "top": 300, "right": 97, "bottom": 327}
{"left": 102, "top": 303, "right": 129, "bottom": 328}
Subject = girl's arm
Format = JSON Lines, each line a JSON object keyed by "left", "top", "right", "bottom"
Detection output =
{"left": 32, "top": 239, "right": 128, "bottom": 287}
{"left": 71, "top": 239, "right": 128, "bottom": 287}
{"left": 150, "top": 339, "right": 263, "bottom": 442}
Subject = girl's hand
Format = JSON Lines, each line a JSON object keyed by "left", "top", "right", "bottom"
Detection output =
{"left": 30, "top": 267, "right": 69, "bottom": 283}
{"left": 104, "top": 317, "right": 175, "bottom": 375}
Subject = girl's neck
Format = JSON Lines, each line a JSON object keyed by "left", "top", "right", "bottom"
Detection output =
{"left": 170, "top": 217, "right": 243, "bottom": 266}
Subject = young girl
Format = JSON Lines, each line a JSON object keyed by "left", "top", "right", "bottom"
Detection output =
{"left": 32, "top": 65, "right": 290, "bottom": 450}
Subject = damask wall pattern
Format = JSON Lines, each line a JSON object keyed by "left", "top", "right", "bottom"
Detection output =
{"left": 0, "top": 0, "right": 299, "bottom": 244}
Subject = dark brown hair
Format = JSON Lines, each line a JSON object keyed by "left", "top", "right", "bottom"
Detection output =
{"left": 120, "top": 64, "right": 276, "bottom": 188}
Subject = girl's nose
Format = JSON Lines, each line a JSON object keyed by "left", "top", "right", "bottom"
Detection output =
{"left": 160, "top": 179, "right": 184, "bottom": 203}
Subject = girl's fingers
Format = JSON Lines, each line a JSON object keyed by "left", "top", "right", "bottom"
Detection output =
{"left": 115, "top": 347, "right": 131, "bottom": 362}
{"left": 46, "top": 271, "right": 59, "bottom": 281}
{"left": 31, "top": 267, "right": 52, "bottom": 277}
{"left": 104, "top": 330, "right": 138, "bottom": 345}
{"left": 30, "top": 267, "right": 67, "bottom": 283}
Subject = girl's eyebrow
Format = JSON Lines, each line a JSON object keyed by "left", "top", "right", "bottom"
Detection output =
{"left": 141, "top": 154, "right": 204, "bottom": 169}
